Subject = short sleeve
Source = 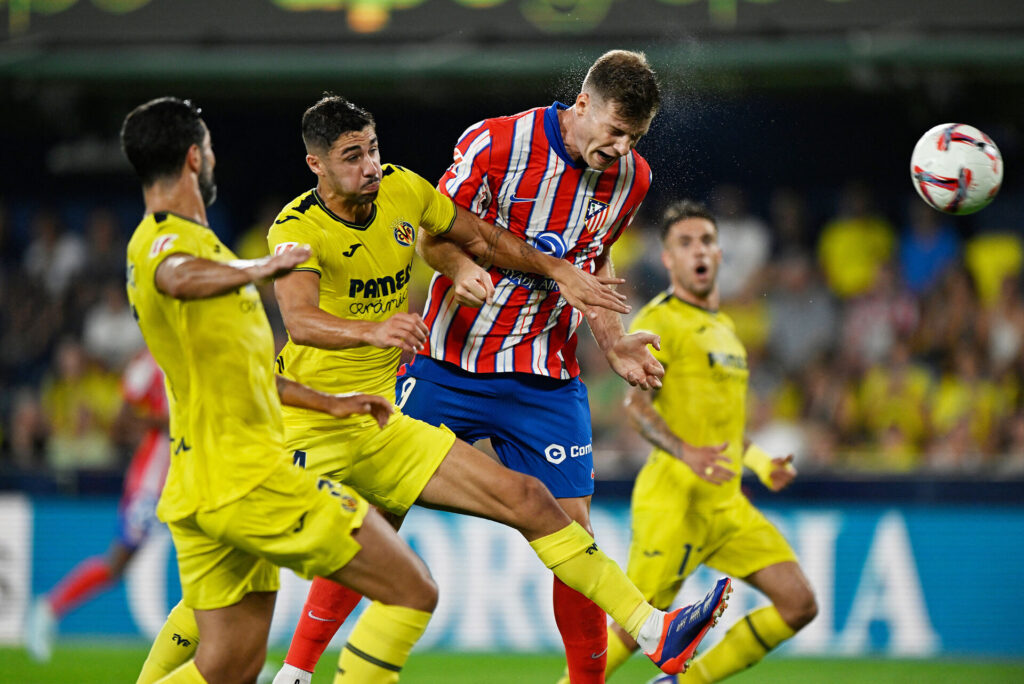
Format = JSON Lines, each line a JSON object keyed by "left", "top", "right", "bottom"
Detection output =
{"left": 267, "top": 216, "right": 322, "bottom": 275}
{"left": 437, "top": 120, "right": 492, "bottom": 215}
{"left": 408, "top": 171, "right": 457, "bottom": 237}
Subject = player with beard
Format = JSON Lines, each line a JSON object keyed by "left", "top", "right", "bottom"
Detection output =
{"left": 598, "top": 200, "right": 818, "bottom": 683}
{"left": 262, "top": 94, "right": 731, "bottom": 684}
{"left": 121, "top": 97, "right": 441, "bottom": 684}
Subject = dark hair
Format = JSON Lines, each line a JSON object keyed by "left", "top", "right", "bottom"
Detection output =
{"left": 301, "top": 94, "right": 376, "bottom": 154}
{"left": 660, "top": 200, "right": 717, "bottom": 241}
{"left": 583, "top": 50, "right": 661, "bottom": 123}
{"left": 120, "top": 97, "right": 206, "bottom": 187}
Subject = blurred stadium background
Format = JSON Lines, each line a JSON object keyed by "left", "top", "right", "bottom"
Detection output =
{"left": 2, "top": 0, "right": 1024, "bottom": 681}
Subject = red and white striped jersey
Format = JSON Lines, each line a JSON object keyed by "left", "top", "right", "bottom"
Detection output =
{"left": 121, "top": 349, "right": 168, "bottom": 420}
{"left": 420, "top": 102, "right": 652, "bottom": 378}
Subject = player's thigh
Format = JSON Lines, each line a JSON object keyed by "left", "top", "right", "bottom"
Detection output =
{"left": 490, "top": 377, "right": 595, "bottom": 499}
{"left": 703, "top": 497, "right": 798, "bottom": 581}
{"left": 417, "top": 438, "right": 570, "bottom": 538}
{"left": 327, "top": 507, "right": 436, "bottom": 612}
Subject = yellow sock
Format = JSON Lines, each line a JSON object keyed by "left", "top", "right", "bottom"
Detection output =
{"left": 688, "top": 605, "right": 795, "bottom": 683}
{"left": 154, "top": 660, "right": 207, "bottom": 683}
{"left": 529, "top": 522, "right": 653, "bottom": 640}
{"left": 137, "top": 601, "right": 200, "bottom": 684}
{"left": 603, "top": 626, "right": 636, "bottom": 679}
{"left": 334, "top": 602, "right": 431, "bottom": 684}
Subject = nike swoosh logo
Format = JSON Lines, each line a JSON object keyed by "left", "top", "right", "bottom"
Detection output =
{"left": 307, "top": 610, "right": 337, "bottom": 622}
{"left": 275, "top": 216, "right": 299, "bottom": 224}
{"left": 509, "top": 195, "right": 537, "bottom": 203}
{"left": 590, "top": 648, "right": 608, "bottom": 659}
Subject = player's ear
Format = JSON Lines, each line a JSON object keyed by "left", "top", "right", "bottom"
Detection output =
{"left": 184, "top": 144, "right": 202, "bottom": 175}
{"left": 660, "top": 248, "right": 672, "bottom": 271}
{"left": 575, "top": 91, "right": 590, "bottom": 117}
{"left": 305, "top": 153, "right": 324, "bottom": 177}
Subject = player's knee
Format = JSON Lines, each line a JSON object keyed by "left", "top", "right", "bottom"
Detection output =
{"left": 782, "top": 585, "right": 818, "bottom": 631}
{"left": 514, "top": 473, "right": 562, "bottom": 520}
{"left": 406, "top": 570, "right": 438, "bottom": 613}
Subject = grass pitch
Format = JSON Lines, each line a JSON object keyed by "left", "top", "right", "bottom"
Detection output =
{"left": 1, "top": 644, "right": 1023, "bottom": 682}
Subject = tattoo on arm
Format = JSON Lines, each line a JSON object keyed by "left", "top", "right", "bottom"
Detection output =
{"left": 483, "top": 225, "right": 500, "bottom": 264}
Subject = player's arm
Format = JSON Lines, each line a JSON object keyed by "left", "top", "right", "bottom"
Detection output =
{"left": 586, "top": 256, "right": 664, "bottom": 390}
{"left": 154, "top": 246, "right": 311, "bottom": 300}
{"left": 623, "top": 385, "right": 733, "bottom": 485}
{"left": 418, "top": 206, "right": 631, "bottom": 315}
{"left": 276, "top": 376, "right": 392, "bottom": 428}
{"left": 274, "top": 270, "right": 427, "bottom": 353}
{"left": 741, "top": 440, "right": 796, "bottom": 491}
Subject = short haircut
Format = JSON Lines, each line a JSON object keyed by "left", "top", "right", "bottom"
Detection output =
{"left": 583, "top": 50, "right": 661, "bottom": 123}
{"left": 301, "top": 94, "right": 376, "bottom": 154}
{"left": 120, "top": 97, "right": 206, "bottom": 187}
{"left": 660, "top": 200, "right": 717, "bottom": 241}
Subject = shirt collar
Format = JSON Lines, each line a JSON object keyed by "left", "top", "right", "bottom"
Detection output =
{"left": 543, "top": 101, "right": 586, "bottom": 169}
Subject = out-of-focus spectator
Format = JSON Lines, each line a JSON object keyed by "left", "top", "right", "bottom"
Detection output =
{"left": 0, "top": 199, "right": 16, "bottom": 270}
{"left": 233, "top": 196, "right": 280, "bottom": 260}
{"left": 82, "top": 281, "right": 144, "bottom": 371}
{"left": 7, "top": 388, "right": 49, "bottom": 470}
{"left": 818, "top": 180, "right": 896, "bottom": 298}
{"left": 964, "top": 231, "right": 1024, "bottom": 308}
{"left": 997, "top": 412, "right": 1024, "bottom": 476}
{"left": 899, "top": 199, "right": 960, "bottom": 296}
{"left": 711, "top": 184, "right": 771, "bottom": 301}
{"left": 840, "top": 263, "right": 918, "bottom": 369}
{"left": 929, "top": 344, "right": 1007, "bottom": 461}
{"left": 978, "top": 275, "right": 1024, "bottom": 375}
{"left": 857, "top": 341, "right": 932, "bottom": 456}
{"left": 769, "top": 187, "right": 814, "bottom": 257}
{"left": 39, "top": 339, "right": 121, "bottom": 471}
{"left": 914, "top": 267, "right": 978, "bottom": 367}
{"left": 765, "top": 251, "right": 838, "bottom": 374}
{"left": 82, "top": 207, "right": 127, "bottom": 283}
{"left": 23, "top": 209, "right": 86, "bottom": 297}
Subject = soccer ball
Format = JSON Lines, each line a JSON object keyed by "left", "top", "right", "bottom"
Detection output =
{"left": 910, "top": 123, "right": 1002, "bottom": 215}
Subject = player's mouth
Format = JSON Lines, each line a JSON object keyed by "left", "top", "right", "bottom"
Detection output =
{"left": 594, "top": 150, "right": 616, "bottom": 165}
{"left": 363, "top": 179, "right": 381, "bottom": 192}
{"left": 694, "top": 264, "right": 710, "bottom": 279}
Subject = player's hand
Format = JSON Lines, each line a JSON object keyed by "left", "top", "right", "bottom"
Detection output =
{"left": 367, "top": 312, "right": 429, "bottom": 353}
{"left": 766, "top": 454, "right": 797, "bottom": 491}
{"left": 679, "top": 441, "right": 734, "bottom": 485}
{"left": 551, "top": 261, "right": 631, "bottom": 316}
{"left": 452, "top": 262, "right": 494, "bottom": 307}
{"left": 606, "top": 332, "right": 665, "bottom": 390}
{"left": 324, "top": 393, "right": 393, "bottom": 428}
{"left": 249, "top": 244, "right": 312, "bottom": 282}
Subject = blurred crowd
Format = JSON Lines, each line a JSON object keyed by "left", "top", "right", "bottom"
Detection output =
{"left": 2, "top": 180, "right": 1024, "bottom": 488}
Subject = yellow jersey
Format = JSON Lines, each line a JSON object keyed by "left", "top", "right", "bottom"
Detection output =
{"left": 126, "top": 212, "right": 284, "bottom": 522}
{"left": 268, "top": 164, "right": 456, "bottom": 427}
{"left": 629, "top": 291, "right": 748, "bottom": 506}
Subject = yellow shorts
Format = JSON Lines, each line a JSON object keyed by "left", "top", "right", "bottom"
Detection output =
{"left": 626, "top": 453, "right": 797, "bottom": 610}
{"left": 168, "top": 457, "right": 370, "bottom": 610}
{"left": 285, "top": 409, "right": 455, "bottom": 516}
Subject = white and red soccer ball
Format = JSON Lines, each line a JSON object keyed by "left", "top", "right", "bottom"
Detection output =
{"left": 910, "top": 123, "right": 1003, "bottom": 215}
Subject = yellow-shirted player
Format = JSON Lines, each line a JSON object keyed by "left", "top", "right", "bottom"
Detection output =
{"left": 268, "top": 164, "right": 460, "bottom": 515}
{"left": 120, "top": 97, "right": 441, "bottom": 684}
{"left": 267, "top": 95, "right": 733, "bottom": 684}
{"left": 596, "top": 200, "right": 818, "bottom": 683}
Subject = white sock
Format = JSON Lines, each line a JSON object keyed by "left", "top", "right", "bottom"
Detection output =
{"left": 637, "top": 609, "right": 668, "bottom": 654}
{"left": 271, "top": 662, "right": 313, "bottom": 684}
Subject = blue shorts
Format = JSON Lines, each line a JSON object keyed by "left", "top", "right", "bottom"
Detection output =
{"left": 397, "top": 357, "right": 595, "bottom": 498}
